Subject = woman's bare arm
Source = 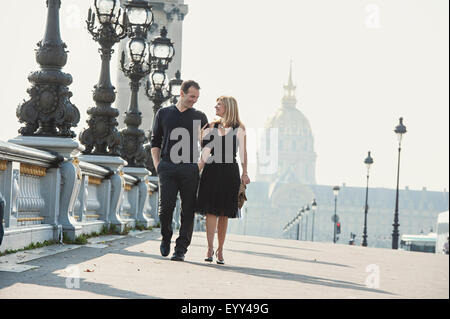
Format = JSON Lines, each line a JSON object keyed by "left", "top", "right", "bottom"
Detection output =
{"left": 237, "top": 126, "right": 250, "bottom": 184}
{"left": 198, "top": 123, "right": 213, "bottom": 170}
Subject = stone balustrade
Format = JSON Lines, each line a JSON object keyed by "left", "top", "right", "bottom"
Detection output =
{"left": 0, "top": 139, "right": 158, "bottom": 253}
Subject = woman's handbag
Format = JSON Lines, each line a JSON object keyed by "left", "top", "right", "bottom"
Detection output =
{"left": 238, "top": 182, "right": 247, "bottom": 209}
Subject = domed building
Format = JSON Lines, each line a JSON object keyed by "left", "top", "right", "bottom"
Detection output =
{"left": 228, "top": 64, "right": 448, "bottom": 248}
{"left": 228, "top": 66, "right": 320, "bottom": 239}
{"left": 256, "top": 65, "right": 317, "bottom": 185}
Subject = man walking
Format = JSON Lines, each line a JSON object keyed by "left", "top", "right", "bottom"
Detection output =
{"left": 151, "top": 80, "right": 208, "bottom": 261}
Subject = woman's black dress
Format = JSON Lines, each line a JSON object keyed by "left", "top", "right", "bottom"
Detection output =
{"left": 196, "top": 123, "right": 241, "bottom": 218}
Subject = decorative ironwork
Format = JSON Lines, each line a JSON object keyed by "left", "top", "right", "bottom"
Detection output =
{"left": 144, "top": 65, "right": 179, "bottom": 173}
{"left": 16, "top": 0, "right": 80, "bottom": 138}
{"left": 119, "top": 49, "right": 152, "bottom": 167}
{"left": 145, "top": 27, "right": 177, "bottom": 114}
{"left": 145, "top": 69, "right": 182, "bottom": 115}
{"left": 79, "top": 0, "right": 127, "bottom": 156}
{"left": 163, "top": 3, "right": 188, "bottom": 22}
{"left": 119, "top": 0, "right": 154, "bottom": 168}
{"left": 142, "top": 27, "right": 180, "bottom": 174}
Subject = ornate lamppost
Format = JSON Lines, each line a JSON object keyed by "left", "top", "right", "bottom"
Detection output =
{"left": 392, "top": 117, "right": 407, "bottom": 249}
{"left": 311, "top": 199, "right": 317, "bottom": 241}
{"left": 168, "top": 70, "right": 184, "bottom": 105}
{"left": 119, "top": 0, "right": 153, "bottom": 167}
{"left": 79, "top": 0, "right": 127, "bottom": 156}
{"left": 304, "top": 204, "right": 310, "bottom": 241}
{"left": 145, "top": 67, "right": 182, "bottom": 139}
{"left": 145, "top": 27, "right": 177, "bottom": 116}
{"left": 297, "top": 207, "right": 304, "bottom": 241}
{"left": 292, "top": 211, "right": 297, "bottom": 240}
{"left": 362, "top": 151, "right": 373, "bottom": 247}
{"left": 333, "top": 186, "right": 340, "bottom": 243}
{"left": 143, "top": 26, "right": 181, "bottom": 174}
{"left": 16, "top": 0, "right": 80, "bottom": 138}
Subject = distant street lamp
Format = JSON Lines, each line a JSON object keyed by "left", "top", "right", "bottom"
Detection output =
{"left": 311, "top": 199, "right": 317, "bottom": 241}
{"left": 304, "top": 205, "right": 310, "bottom": 241}
{"left": 392, "top": 117, "right": 407, "bottom": 249}
{"left": 297, "top": 207, "right": 304, "bottom": 241}
{"left": 333, "top": 186, "right": 340, "bottom": 243}
{"left": 362, "top": 151, "right": 374, "bottom": 247}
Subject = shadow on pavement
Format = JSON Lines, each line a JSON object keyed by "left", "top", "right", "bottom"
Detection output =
{"left": 189, "top": 241, "right": 351, "bottom": 268}
{"left": 0, "top": 233, "right": 161, "bottom": 299}
{"left": 184, "top": 260, "right": 396, "bottom": 296}
{"left": 202, "top": 235, "right": 321, "bottom": 252}
{"left": 228, "top": 248, "right": 352, "bottom": 268}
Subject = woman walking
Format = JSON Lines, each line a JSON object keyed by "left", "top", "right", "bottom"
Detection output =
{"left": 196, "top": 96, "right": 250, "bottom": 264}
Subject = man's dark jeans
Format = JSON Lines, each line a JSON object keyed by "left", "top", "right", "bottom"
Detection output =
{"left": 157, "top": 160, "right": 199, "bottom": 255}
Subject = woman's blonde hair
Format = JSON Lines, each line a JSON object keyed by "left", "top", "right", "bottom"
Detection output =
{"left": 215, "top": 96, "right": 244, "bottom": 129}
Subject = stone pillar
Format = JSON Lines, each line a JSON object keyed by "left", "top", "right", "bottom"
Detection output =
{"left": 78, "top": 155, "right": 127, "bottom": 232}
{"left": 147, "top": 176, "right": 159, "bottom": 223}
{"left": 57, "top": 158, "right": 83, "bottom": 241}
{"left": 1, "top": 162, "right": 20, "bottom": 228}
{"left": 123, "top": 167, "right": 154, "bottom": 227}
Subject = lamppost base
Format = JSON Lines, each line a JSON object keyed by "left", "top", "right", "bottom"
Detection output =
{"left": 78, "top": 155, "right": 127, "bottom": 173}
{"left": 122, "top": 166, "right": 151, "bottom": 177}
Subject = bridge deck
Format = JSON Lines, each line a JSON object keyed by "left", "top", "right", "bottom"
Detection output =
{"left": 0, "top": 229, "right": 448, "bottom": 299}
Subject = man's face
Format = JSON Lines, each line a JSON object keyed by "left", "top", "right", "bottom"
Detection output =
{"left": 180, "top": 87, "right": 200, "bottom": 108}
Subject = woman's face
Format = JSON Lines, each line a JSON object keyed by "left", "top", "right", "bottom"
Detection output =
{"left": 215, "top": 100, "right": 226, "bottom": 117}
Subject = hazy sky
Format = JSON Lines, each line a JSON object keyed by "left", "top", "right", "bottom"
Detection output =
{"left": 0, "top": 0, "right": 448, "bottom": 193}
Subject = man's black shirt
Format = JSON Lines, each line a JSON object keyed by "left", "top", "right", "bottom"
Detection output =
{"left": 150, "top": 105, "right": 208, "bottom": 163}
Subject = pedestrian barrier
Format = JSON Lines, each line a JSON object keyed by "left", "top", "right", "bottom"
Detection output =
{"left": 0, "top": 140, "right": 158, "bottom": 253}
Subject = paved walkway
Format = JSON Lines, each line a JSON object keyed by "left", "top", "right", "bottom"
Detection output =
{"left": 0, "top": 229, "right": 448, "bottom": 299}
